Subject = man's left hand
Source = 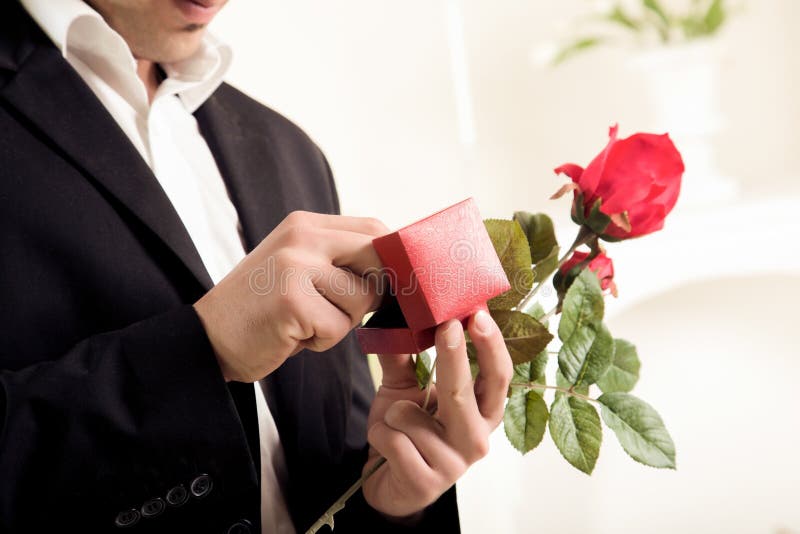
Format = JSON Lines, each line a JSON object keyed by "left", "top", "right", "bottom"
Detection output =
{"left": 363, "top": 309, "right": 512, "bottom": 518}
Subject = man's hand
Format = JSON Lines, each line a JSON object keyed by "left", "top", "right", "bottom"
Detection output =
{"left": 194, "top": 211, "right": 388, "bottom": 383}
{"left": 363, "top": 310, "right": 513, "bottom": 518}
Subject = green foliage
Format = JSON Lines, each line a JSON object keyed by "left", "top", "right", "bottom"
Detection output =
{"left": 574, "top": 323, "right": 614, "bottom": 388}
{"left": 491, "top": 310, "right": 553, "bottom": 366}
{"left": 478, "top": 216, "right": 675, "bottom": 476}
{"left": 643, "top": 0, "right": 671, "bottom": 40}
{"left": 557, "top": 270, "right": 608, "bottom": 385}
{"left": 556, "top": 368, "right": 588, "bottom": 396}
{"left": 597, "top": 339, "right": 641, "bottom": 393}
{"left": 607, "top": 5, "right": 641, "bottom": 31}
{"left": 484, "top": 219, "right": 534, "bottom": 310}
{"left": 512, "top": 211, "right": 558, "bottom": 263}
{"left": 549, "top": 395, "right": 602, "bottom": 474}
{"left": 682, "top": 0, "right": 727, "bottom": 38}
{"left": 513, "top": 211, "right": 561, "bottom": 284}
{"left": 512, "top": 351, "right": 548, "bottom": 397}
{"left": 554, "top": 0, "right": 732, "bottom": 65}
{"left": 599, "top": 392, "right": 676, "bottom": 469}
{"left": 414, "top": 351, "right": 433, "bottom": 390}
{"left": 552, "top": 37, "right": 605, "bottom": 66}
{"left": 504, "top": 389, "right": 549, "bottom": 454}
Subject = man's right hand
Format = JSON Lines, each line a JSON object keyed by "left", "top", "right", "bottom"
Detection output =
{"left": 193, "top": 211, "right": 388, "bottom": 383}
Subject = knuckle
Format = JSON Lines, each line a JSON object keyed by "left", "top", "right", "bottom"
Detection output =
{"left": 384, "top": 400, "right": 419, "bottom": 428}
{"left": 366, "top": 422, "right": 385, "bottom": 448}
{"left": 362, "top": 217, "right": 389, "bottom": 236}
{"left": 310, "top": 318, "right": 349, "bottom": 351}
{"left": 465, "top": 431, "right": 490, "bottom": 463}
{"left": 281, "top": 225, "right": 315, "bottom": 248}
{"left": 283, "top": 210, "right": 310, "bottom": 227}
{"left": 446, "top": 383, "right": 471, "bottom": 408}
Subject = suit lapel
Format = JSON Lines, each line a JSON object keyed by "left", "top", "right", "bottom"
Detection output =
{"left": 194, "top": 92, "right": 289, "bottom": 252}
{"left": 0, "top": 32, "right": 213, "bottom": 292}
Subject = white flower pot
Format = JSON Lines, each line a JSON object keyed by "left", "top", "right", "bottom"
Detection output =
{"left": 629, "top": 40, "right": 739, "bottom": 208}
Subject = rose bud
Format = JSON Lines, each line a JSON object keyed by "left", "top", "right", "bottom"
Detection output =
{"left": 552, "top": 125, "right": 684, "bottom": 240}
{"left": 558, "top": 250, "right": 617, "bottom": 297}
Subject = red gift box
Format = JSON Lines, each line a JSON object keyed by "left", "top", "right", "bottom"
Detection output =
{"left": 356, "top": 198, "right": 510, "bottom": 354}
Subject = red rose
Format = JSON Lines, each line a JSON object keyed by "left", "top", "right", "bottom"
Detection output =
{"left": 553, "top": 125, "right": 684, "bottom": 239}
{"left": 560, "top": 250, "right": 617, "bottom": 297}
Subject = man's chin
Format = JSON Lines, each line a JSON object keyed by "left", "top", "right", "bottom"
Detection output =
{"left": 135, "top": 33, "right": 207, "bottom": 64}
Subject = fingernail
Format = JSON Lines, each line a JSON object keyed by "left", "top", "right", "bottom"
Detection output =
{"left": 474, "top": 310, "right": 493, "bottom": 335}
{"left": 442, "top": 320, "right": 462, "bottom": 349}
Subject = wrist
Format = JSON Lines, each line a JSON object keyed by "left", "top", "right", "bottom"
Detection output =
{"left": 192, "top": 298, "right": 235, "bottom": 382}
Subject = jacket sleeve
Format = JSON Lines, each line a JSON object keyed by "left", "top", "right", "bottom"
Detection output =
{"left": 0, "top": 305, "right": 259, "bottom": 533}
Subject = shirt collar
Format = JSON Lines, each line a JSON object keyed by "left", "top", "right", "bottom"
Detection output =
{"left": 19, "top": 0, "right": 231, "bottom": 113}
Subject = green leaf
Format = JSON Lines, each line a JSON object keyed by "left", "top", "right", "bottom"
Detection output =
{"left": 414, "top": 351, "right": 433, "bottom": 390}
{"left": 533, "top": 245, "right": 560, "bottom": 284}
{"left": 597, "top": 339, "right": 641, "bottom": 393}
{"left": 525, "top": 302, "right": 547, "bottom": 322}
{"left": 512, "top": 212, "right": 558, "bottom": 264}
{"left": 484, "top": 219, "right": 534, "bottom": 310}
{"left": 607, "top": 4, "right": 642, "bottom": 31}
{"left": 552, "top": 36, "right": 604, "bottom": 66}
{"left": 599, "top": 392, "right": 676, "bottom": 469}
{"left": 512, "top": 350, "right": 548, "bottom": 397}
{"left": 703, "top": 0, "right": 726, "bottom": 34}
{"left": 643, "top": 0, "right": 671, "bottom": 40}
{"left": 549, "top": 395, "right": 602, "bottom": 474}
{"left": 572, "top": 323, "right": 614, "bottom": 388}
{"left": 555, "top": 368, "right": 588, "bottom": 396}
{"left": 492, "top": 310, "right": 553, "bottom": 365}
{"left": 504, "top": 389, "right": 549, "bottom": 454}
{"left": 557, "top": 270, "right": 605, "bottom": 384}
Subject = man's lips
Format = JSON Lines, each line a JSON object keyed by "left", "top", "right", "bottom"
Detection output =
{"left": 174, "top": 0, "right": 224, "bottom": 26}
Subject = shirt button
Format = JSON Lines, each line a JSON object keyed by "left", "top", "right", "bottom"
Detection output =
{"left": 114, "top": 508, "right": 140, "bottom": 528}
{"left": 190, "top": 473, "right": 214, "bottom": 499}
{"left": 141, "top": 497, "right": 165, "bottom": 519}
{"left": 226, "top": 519, "right": 253, "bottom": 534}
{"left": 166, "top": 484, "right": 189, "bottom": 507}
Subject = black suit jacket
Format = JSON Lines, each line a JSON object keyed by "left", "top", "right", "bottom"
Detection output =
{"left": 0, "top": 2, "right": 459, "bottom": 532}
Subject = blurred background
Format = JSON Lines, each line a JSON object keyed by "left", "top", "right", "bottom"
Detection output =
{"left": 212, "top": 1, "right": 799, "bottom": 532}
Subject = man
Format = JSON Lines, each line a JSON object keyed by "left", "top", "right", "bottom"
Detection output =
{"left": 0, "top": 1, "right": 513, "bottom": 532}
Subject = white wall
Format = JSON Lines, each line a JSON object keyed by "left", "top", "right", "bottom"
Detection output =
{"left": 213, "top": 0, "right": 799, "bottom": 226}
{"left": 211, "top": 2, "right": 800, "bottom": 532}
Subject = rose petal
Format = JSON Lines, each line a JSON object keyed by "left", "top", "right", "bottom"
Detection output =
{"left": 553, "top": 163, "right": 585, "bottom": 183}
{"left": 596, "top": 134, "right": 673, "bottom": 215}
{"left": 578, "top": 124, "right": 619, "bottom": 201}
{"left": 626, "top": 204, "right": 667, "bottom": 238}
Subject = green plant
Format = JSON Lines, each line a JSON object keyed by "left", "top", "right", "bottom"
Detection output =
{"left": 555, "top": 0, "right": 731, "bottom": 65}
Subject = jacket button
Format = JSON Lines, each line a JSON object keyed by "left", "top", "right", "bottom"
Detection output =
{"left": 166, "top": 484, "right": 189, "bottom": 507}
{"left": 190, "top": 473, "right": 213, "bottom": 499}
{"left": 226, "top": 519, "right": 253, "bottom": 534}
{"left": 114, "top": 509, "right": 140, "bottom": 528}
{"left": 141, "top": 497, "right": 165, "bottom": 518}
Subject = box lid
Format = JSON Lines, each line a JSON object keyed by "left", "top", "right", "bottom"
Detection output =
{"left": 356, "top": 198, "right": 510, "bottom": 354}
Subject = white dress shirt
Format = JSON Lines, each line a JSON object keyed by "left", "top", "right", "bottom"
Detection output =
{"left": 19, "top": 2, "right": 295, "bottom": 532}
